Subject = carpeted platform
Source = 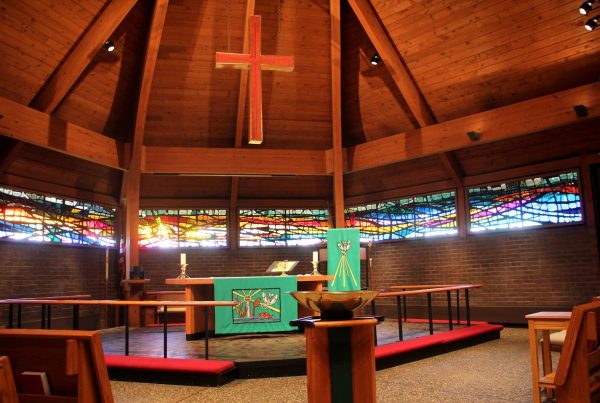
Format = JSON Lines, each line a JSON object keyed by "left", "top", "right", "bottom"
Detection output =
{"left": 100, "top": 319, "right": 502, "bottom": 384}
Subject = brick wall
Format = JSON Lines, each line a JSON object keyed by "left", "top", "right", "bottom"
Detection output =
{"left": 1, "top": 224, "right": 598, "bottom": 326}
{"left": 369, "top": 225, "right": 600, "bottom": 323}
{"left": 0, "top": 242, "right": 121, "bottom": 328}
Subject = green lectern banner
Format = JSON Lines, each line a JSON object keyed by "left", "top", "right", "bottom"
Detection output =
{"left": 214, "top": 276, "right": 297, "bottom": 335}
{"left": 327, "top": 228, "right": 361, "bottom": 291}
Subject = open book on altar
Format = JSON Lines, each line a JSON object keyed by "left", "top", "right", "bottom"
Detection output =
{"left": 266, "top": 260, "right": 299, "bottom": 276}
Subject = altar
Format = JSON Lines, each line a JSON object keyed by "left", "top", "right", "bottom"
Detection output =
{"left": 165, "top": 275, "right": 332, "bottom": 340}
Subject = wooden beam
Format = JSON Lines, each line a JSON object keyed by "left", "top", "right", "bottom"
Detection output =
{"left": 29, "top": 0, "right": 138, "bottom": 112}
{"left": 331, "top": 0, "right": 345, "bottom": 228}
{"left": 439, "top": 152, "right": 466, "bottom": 237}
{"left": 344, "top": 82, "right": 600, "bottom": 173}
{"left": 347, "top": 0, "right": 436, "bottom": 128}
{"left": 143, "top": 147, "right": 328, "bottom": 176}
{"left": 124, "top": 0, "right": 169, "bottom": 276}
{"left": 0, "top": 139, "right": 23, "bottom": 176}
{"left": 579, "top": 152, "right": 596, "bottom": 227}
{"left": 0, "top": 96, "right": 123, "bottom": 169}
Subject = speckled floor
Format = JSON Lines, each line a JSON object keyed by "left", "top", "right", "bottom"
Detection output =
{"left": 110, "top": 327, "right": 546, "bottom": 403}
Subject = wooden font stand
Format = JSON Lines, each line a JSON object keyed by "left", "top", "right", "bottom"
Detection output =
{"left": 292, "top": 316, "right": 378, "bottom": 403}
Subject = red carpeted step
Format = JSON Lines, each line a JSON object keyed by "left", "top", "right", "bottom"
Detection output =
{"left": 374, "top": 322, "right": 504, "bottom": 359}
{"left": 104, "top": 355, "right": 236, "bottom": 374}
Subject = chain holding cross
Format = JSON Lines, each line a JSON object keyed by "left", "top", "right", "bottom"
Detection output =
{"left": 215, "top": 15, "right": 295, "bottom": 145}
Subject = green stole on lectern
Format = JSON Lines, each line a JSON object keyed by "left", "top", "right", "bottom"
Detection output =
{"left": 214, "top": 276, "right": 297, "bottom": 334}
{"left": 327, "top": 228, "right": 361, "bottom": 291}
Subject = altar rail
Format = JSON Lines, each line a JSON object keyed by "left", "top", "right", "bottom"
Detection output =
{"left": 0, "top": 299, "right": 235, "bottom": 359}
{"left": 5, "top": 294, "right": 92, "bottom": 330}
{"left": 373, "top": 284, "right": 482, "bottom": 342}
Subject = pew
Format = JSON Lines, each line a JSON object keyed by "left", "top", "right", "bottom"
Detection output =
{"left": 0, "top": 356, "right": 18, "bottom": 403}
{"left": 537, "top": 300, "right": 600, "bottom": 402}
{"left": 0, "top": 329, "right": 113, "bottom": 403}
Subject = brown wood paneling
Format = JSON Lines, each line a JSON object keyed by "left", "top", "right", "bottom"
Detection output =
{"left": 237, "top": 175, "right": 332, "bottom": 200}
{"left": 0, "top": 0, "right": 103, "bottom": 104}
{"left": 345, "top": 155, "right": 448, "bottom": 199}
{"left": 54, "top": 1, "right": 153, "bottom": 141}
{"left": 140, "top": 174, "right": 231, "bottom": 199}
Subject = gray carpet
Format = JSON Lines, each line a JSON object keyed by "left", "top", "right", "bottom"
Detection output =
{"left": 110, "top": 326, "right": 539, "bottom": 402}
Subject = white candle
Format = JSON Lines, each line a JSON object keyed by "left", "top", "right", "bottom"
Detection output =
{"left": 312, "top": 251, "right": 318, "bottom": 262}
{"left": 180, "top": 253, "right": 186, "bottom": 265}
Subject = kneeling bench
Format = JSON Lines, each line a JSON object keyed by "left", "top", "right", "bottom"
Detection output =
{"left": 105, "top": 355, "right": 236, "bottom": 386}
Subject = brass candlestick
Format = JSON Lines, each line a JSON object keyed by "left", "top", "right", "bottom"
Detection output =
{"left": 310, "top": 260, "right": 320, "bottom": 276}
{"left": 177, "top": 263, "right": 189, "bottom": 279}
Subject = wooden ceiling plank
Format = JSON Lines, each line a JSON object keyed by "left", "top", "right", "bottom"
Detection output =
{"left": 345, "top": 82, "right": 600, "bottom": 173}
{"left": 144, "top": 147, "right": 328, "bottom": 176}
{"left": 124, "top": 0, "right": 169, "bottom": 273}
{"left": 2, "top": 173, "right": 118, "bottom": 207}
{"left": 347, "top": 0, "right": 436, "bottom": 128}
{"left": 0, "top": 96, "right": 122, "bottom": 170}
{"left": 29, "top": 0, "right": 139, "bottom": 112}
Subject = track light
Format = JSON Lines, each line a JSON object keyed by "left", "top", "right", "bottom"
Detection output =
{"left": 370, "top": 53, "right": 381, "bottom": 66}
{"left": 585, "top": 15, "right": 599, "bottom": 30}
{"left": 103, "top": 40, "right": 115, "bottom": 52}
{"left": 579, "top": 0, "right": 595, "bottom": 15}
{"left": 574, "top": 104, "right": 589, "bottom": 117}
{"left": 466, "top": 131, "right": 481, "bottom": 142}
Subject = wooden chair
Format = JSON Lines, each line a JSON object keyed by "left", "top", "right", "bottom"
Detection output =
{"left": 0, "top": 329, "right": 114, "bottom": 403}
{"left": 0, "top": 356, "right": 19, "bottom": 403}
{"left": 537, "top": 300, "right": 600, "bottom": 402}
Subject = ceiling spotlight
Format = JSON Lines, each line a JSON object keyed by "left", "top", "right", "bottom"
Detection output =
{"left": 103, "top": 40, "right": 115, "bottom": 52}
{"left": 579, "top": 0, "right": 595, "bottom": 15}
{"left": 370, "top": 53, "right": 381, "bottom": 66}
{"left": 466, "top": 131, "right": 481, "bottom": 142}
{"left": 573, "top": 104, "right": 589, "bottom": 117}
{"left": 585, "top": 16, "right": 599, "bottom": 30}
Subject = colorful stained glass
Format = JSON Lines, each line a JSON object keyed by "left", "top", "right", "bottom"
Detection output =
{"left": 345, "top": 192, "right": 457, "bottom": 241}
{"left": 468, "top": 171, "right": 582, "bottom": 231}
{"left": 0, "top": 187, "right": 115, "bottom": 246}
{"left": 239, "top": 209, "right": 329, "bottom": 246}
{"left": 138, "top": 209, "right": 227, "bottom": 247}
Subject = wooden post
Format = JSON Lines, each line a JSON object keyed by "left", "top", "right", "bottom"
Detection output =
{"left": 330, "top": 0, "right": 345, "bottom": 228}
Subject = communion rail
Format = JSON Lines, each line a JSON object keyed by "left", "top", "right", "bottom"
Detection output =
{"left": 5, "top": 294, "right": 92, "bottom": 330}
{"left": 0, "top": 299, "right": 235, "bottom": 359}
{"left": 373, "top": 284, "right": 482, "bottom": 342}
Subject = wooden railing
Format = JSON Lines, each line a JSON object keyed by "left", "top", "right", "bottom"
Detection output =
{"left": 372, "top": 284, "right": 482, "bottom": 342}
{"left": 5, "top": 294, "right": 92, "bottom": 330}
{"left": 0, "top": 299, "right": 235, "bottom": 359}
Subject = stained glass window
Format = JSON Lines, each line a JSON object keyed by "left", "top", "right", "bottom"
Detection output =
{"left": 345, "top": 192, "right": 457, "bottom": 241}
{"left": 0, "top": 187, "right": 115, "bottom": 246}
{"left": 468, "top": 171, "right": 582, "bottom": 232}
{"left": 239, "top": 209, "right": 329, "bottom": 246}
{"left": 138, "top": 209, "right": 227, "bottom": 248}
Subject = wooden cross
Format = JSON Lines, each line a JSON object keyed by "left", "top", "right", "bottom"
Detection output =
{"left": 215, "top": 15, "right": 294, "bottom": 145}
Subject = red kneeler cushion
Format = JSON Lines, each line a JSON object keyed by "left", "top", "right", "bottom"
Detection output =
{"left": 375, "top": 322, "right": 503, "bottom": 359}
{"left": 104, "top": 355, "right": 236, "bottom": 374}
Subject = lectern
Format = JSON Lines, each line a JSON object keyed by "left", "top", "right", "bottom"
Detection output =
{"left": 289, "top": 290, "right": 380, "bottom": 403}
{"left": 292, "top": 316, "right": 378, "bottom": 403}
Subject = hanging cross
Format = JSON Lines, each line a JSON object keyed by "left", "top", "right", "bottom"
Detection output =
{"left": 215, "top": 15, "right": 294, "bottom": 145}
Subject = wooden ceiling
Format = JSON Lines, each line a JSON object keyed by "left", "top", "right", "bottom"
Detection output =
{"left": 0, "top": 0, "right": 599, "bottom": 209}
